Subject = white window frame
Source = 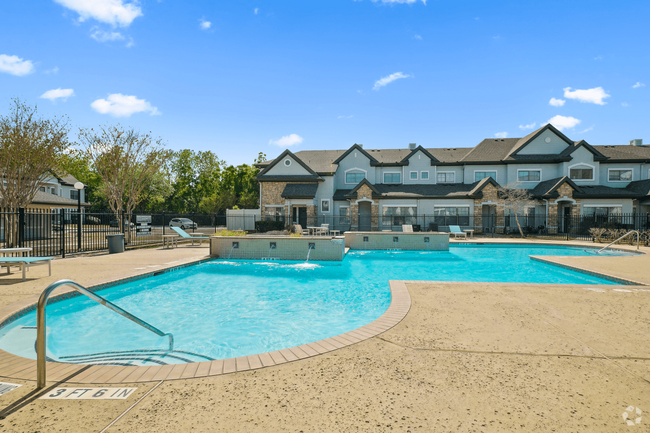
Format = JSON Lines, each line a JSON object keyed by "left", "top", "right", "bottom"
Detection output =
{"left": 608, "top": 168, "right": 633, "bottom": 183}
{"left": 409, "top": 171, "right": 418, "bottom": 180}
{"left": 420, "top": 171, "right": 429, "bottom": 180}
{"left": 338, "top": 206, "right": 350, "bottom": 223}
{"left": 568, "top": 163, "right": 595, "bottom": 181}
{"left": 473, "top": 170, "right": 497, "bottom": 182}
{"left": 344, "top": 167, "right": 367, "bottom": 185}
{"left": 436, "top": 171, "right": 455, "bottom": 184}
{"left": 516, "top": 169, "right": 542, "bottom": 182}
{"left": 320, "top": 199, "right": 331, "bottom": 214}
{"left": 383, "top": 171, "right": 401, "bottom": 184}
{"left": 283, "top": 158, "right": 292, "bottom": 167}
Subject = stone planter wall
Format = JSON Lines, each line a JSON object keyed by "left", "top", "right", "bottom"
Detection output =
{"left": 344, "top": 232, "right": 449, "bottom": 251}
{"left": 210, "top": 236, "right": 345, "bottom": 261}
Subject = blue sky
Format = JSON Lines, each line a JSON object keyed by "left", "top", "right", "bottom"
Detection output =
{"left": 1, "top": 0, "right": 648, "bottom": 165}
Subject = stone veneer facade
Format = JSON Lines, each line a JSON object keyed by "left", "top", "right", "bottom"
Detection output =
{"left": 260, "top": 182, "right": 318, "bottom": 222}
{"left": 349, "top": 184, "right": 379, "bottom": 231}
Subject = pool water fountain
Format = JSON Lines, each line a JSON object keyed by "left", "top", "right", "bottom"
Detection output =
{"left": 306, "top": 243, "right": 314, "bottom": 262}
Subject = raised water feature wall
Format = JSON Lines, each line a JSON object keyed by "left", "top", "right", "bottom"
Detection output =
{"left": 345, "top": 232, "right": 449, "bottom": 251}
{"left": 210, "top": 236, "right": 346, "bottom": 261}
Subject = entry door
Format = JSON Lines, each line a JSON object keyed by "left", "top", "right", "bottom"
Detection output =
{"left": 358, "top": 202, "right": 371, "bottom": 231}
{"left": 298, "top": 207, "right": 307, "bottom": 228}
{"left": 562, "top": 206, "right": 571, "bottom": 234}
{"left": 482, "top": 205, "right": 495, "bottom": 233}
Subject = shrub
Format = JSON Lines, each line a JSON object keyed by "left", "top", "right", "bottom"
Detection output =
{"left": 214, "top": 229, "right": 245, "bottom": 236}
{"left": 255, "top": 220, "right": 284, "bottom": 233}
{"left": 589, "top": 227, "right": 607, "bottom": 242}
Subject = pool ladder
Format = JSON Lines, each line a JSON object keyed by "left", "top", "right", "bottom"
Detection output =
{"left": 36, "top": 279, "right": 174, "bottom": 389}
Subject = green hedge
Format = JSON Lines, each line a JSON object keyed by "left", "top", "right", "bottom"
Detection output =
{"left": 255, "top": 220, "right": 285, "bottom": 233}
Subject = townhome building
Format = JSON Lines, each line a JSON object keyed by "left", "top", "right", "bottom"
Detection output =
{"left": 256, "top": 124, "right": 650, "bottom": 234}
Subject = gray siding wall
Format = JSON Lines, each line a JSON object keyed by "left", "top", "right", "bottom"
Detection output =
{"left": 435, "top": 166, "right": 463, "bottom": 184}
{"left": 580, "top": 198, "right": 634, "bottom": 214}
{"left": 506, "top": 164, "right": 559, "bottom": 188}
{"left": 404, "top": 151, "right": 434, "bottom": 184}
{"left": 335, "top": 152, "right": 374, "bottom": 189}
{"left": 598, "top": 162, "right": 643, "bottom": 188}
{"left": 265, "top": 155, "right": 311, "bottom": 175}
{"left": 464, "top": 165, "right": 507, "bottom": 184}
{"left": 317, "top": 176, "right": 335, "bottom": 216}
{"left": 517, "top": 129, "right": 570, "bottom": 155}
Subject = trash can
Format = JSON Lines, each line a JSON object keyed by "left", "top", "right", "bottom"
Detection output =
{"left": 106, "top": 233, "right": 125, "bottom": 254}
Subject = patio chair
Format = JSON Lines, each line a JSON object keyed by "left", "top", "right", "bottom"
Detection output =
{"left": 0, "top": 257, "right": 53, "bottom": 281}
{"left": 170, "top": 226, "right": 210, "bottom": 246}
{"left": 320, "top": 223, "right": 330, "bottom": 236}
{"left": 294, "top": 224, "right": 309, "bottom": 235}
{"left": 449, "top": 225, "right": 467, "bottom": 239}
{"left": 402, "top": 224, "right": 413, "bottom": 233}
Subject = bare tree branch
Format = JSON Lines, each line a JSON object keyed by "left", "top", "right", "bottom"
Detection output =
{"left": 499, "top": 183, "right": 538, "bottom": 237}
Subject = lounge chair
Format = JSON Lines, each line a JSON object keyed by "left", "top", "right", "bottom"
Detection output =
{"left": 0, "top": 257, "right": 53, "bottom": 281}
{"left": 320, "top": 224, "right": 330, "bottom": 236}
{"left": 170, "top": 226, "right": 210, "bottom": 246}
{"left": 449, "top": 225, "right": 467, "bottom": 239}
{"left": 294, "top": 224, "right": 309, "bottom": 235}
{"left": 402, "top": 224, "right": 413, "bottom": 233}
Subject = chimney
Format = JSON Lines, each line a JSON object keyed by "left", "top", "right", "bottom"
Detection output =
{"left": 630, "top": 139, "right": 643, "bottom": 146}
{"left": 409, "top": 143, "right": 417, "bottom": 150}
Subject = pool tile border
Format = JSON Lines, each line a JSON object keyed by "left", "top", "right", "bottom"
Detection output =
{"left": 0, "top": 279, "right": 411, "bottom": 385}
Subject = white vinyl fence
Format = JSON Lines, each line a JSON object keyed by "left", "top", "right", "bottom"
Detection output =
{"left": 226, "top": 209, "right": 260, "bottom": 231}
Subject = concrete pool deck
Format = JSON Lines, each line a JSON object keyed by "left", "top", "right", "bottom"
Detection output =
{"left": 0, "top": 239, "right": 649, "bottom": 432}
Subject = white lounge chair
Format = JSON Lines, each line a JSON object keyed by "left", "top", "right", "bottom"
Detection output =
{"left": 0, "top": 257, "right": 53, "bottom": 281}
{"left": 294, "top": 224, "right": 309, "bottom": 235}
{"left": 402, "top": 224, "right": 413, "bottom": 233}
{"left": 320, "top": 224, "right": 330, "bottom": 236}
{"left": 170, "top": 226, "right": 210, "bottom": 246}
{"left": 449, "top": 225, "right": 467, "bottom": 239}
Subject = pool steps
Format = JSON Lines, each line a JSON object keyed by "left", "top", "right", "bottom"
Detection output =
{"left": 56, "top": 349, "right": 214, "bottom": 366}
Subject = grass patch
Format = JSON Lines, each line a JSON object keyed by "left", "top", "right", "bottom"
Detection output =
{"left": 213, "top": 230, "right": 246, "bottom": 237}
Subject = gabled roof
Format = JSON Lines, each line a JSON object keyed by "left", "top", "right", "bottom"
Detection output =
{"left": 256, "top": 149, "right": 321, "bottom": 180}
{"left": 594, "top": 144, "right": 650, "bottom": 162}
{"left": 625, "top": 179, "right": 650, "bottom": 197}
{"left": 506, "top": 124, "right": 575, "bottom": 158}
{"left": 281, "top": 183, "right": 319, "bottom": 199}
{"left": 32, "top": 190, "right": 90, "bottom": 207}
{"left": 345, "top": 178, "right": 381, "bottom": 198}
{"left": 333, "top": 144, "right": 379, "bottom": 165}
{"left": 468, "top": 176, "right": 499, "bottom": 196}
{"left": 558, "top": 140, "right": 607, "bottom": 161}
{"left": 400, "top": 145, "right": 440, "bottom": 166}
{"left": 530, "top": 176, "right": 583, "bottom": 198}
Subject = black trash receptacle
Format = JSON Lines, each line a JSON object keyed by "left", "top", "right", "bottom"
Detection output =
{"left": 106, "top": 233, "right": 125, "bottom": 254}
{"left": 428, "top": 222, "right": 439, "bottom": 232}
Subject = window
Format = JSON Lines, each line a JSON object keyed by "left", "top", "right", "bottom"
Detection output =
{"left": 345, "top": 171, "right": 366, "bottom": 184}
{"left": 264, "top": 206, "right": 284, "bottom": 221}
{"left": 339, "top": 207, "right": 350, "bottom": 224}
{"left": 70, "top": 190, "right": 79, "bottom": 200}
{"left": 50, "top": 187, "right": 57, "bottom": 195}
{"left": 39, "top": 187, "right": 45, "bottom": 192}
{"left": 608, "top": 169, "right": 633, "bottom": 182}
{"left": 409, "top": 171, "right": 418, "bottom": 180}
{"left": 569, "top": 166, "right": 594, "bottom": 180}
{"left": 421, "top": 171, "right": 429, "bottom": 180}
{"left": 284, "top": 159, "right": 291, "bottom": 166}
{"left": 517, "top": 170, "right": 541, "bottom": 182}
{"left": 433, "top": 207, "right": 470, "bottom": 226}
{"left": 382, "top": 206, "right": 416, "bottom": 226}
{"left": 437, "top": 172, "right": 454, "bottom": 183}
{"left": 383, "top": 172, "right": 401, "bottom": 183}
{"left": 321, "top": 199, "right": 330, "bottom": 213}
{"left": 474, "top": 171, "right": 497, "bottom": 182}
{"left": 584, "top": 206, "right": 623, "bottom": 223}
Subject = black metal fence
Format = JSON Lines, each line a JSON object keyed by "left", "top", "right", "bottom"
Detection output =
{"left": 1, "top": 209, "right": 648, "bottom": 257}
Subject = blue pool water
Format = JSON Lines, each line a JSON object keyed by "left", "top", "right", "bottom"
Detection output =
{"left": 0, "top": 245, "right": 632, "bottom": 365}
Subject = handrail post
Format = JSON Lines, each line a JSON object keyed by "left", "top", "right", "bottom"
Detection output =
{"left": 36, "top": 279, "right": 173, "bottom": 389}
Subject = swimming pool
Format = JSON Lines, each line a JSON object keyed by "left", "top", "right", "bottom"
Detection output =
{"left": 0, "top": 245, "right": 634, "bottom": 365}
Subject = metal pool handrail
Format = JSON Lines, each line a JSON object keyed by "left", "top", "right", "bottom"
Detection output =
{"left": 36, "top": 279, "right": 174, "bottom": 389}
{"left": 597, "top": 230, "right": 640, "bottom": 253}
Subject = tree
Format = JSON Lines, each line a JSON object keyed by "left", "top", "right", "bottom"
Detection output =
{"left": 499, "top": 184, "right": 537, "bottom": 237}
{"left": 0, "top": 98, "right": 70, "bottom": 245}
{"left": 168, "top": 150, "right": 224, "bottom": 213}
{"left": 79, "top": 125, "right": 173, "bottom": 242}
{"left": 60, "top": 148, "right": 104, "bottom": 207}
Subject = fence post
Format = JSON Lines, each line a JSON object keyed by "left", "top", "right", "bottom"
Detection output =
{"left": 162, "top": 211, "right": 165, "bottom": 236}
{"left": 18, "top": 207, "right": 24, "bottom": 248}
{"left": 60, "top": 209, "right": 65, "bottom": 258}
{"left": 193, "top": 212, "right": 196, "bottom": 233}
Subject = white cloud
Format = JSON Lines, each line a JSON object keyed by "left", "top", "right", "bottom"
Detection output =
{"left": 269, "top": 134, "right": 303, "bottom": 147}
{"left": 547, "top": 115, "right": 581, "bottom": 131}
{"left": 373, "top": 72, "right": 410, "bottom": 90}
{"left": 549, "top": 98, "right": 565, "bottom": 107}
{"left": 126, "top": 37, "right": 134, "bottom": 48}
{"left": 44, "top": 66, "right": 59, "bottom": 74}
{"left": 199, "top": 18, "right": 211, "bottom": 30}
{"left": 372, "top": 0, "right": 426, "bottom": 3}
{"left": 90, "top": 29, "right": 125, "bottom": 42}
{"left": 0, "top": 54, "right": 35, "bottom": 76}
{"left": 337, "top": 115, "right": 354, "bottom": 119}
{"left": 563, "top": 86, "right": 610, "bottom": 105}
{"left": 633, "top": 82, "right": 645, "bottom": 89}
{"left": 54, "top": 0, "right": 142, "bottom": 27}
{"left": 519, "top": 122, "right": 536, "bottom": 130}
{"left": 594, "top": 55, "right": 603, "bottom": 61}
{"left": 413, "top": 35, "right": 422, "bottom": 40}
{"left": 622, "top": 102, "right": 629, "bottom": 107}
{"left": 254, "top": 8, "right": 259, "bottom": 14}
{"left": 580, "top": 125, "right": 594, "bottom": 133}
{"left": 40, "top": 88, "right": 75, "bottom": 101}
{"left": 91, "top": 93, "right": 160, "bottom": 117}
{"left": 494, "top": 132, "right": 508, "bottom": 138}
